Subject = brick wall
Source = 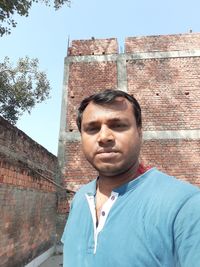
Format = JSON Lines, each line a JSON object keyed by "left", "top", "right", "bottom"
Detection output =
{"left": 125, "top": 33, "right": 200, "bottom": 53}
{"left": 68, "top": 38, "right": 118, "bottom": 56}
{"left": 63, "top": 142, "right": 97, "bottom": 191}
{"left": 58, "top": 33, "right": 200, "bottom": 194}
{"left": 0, "top": 116, "right": 58, "bottom": 267}
{"left": 141, "top": 140, "right": 200, "bottom": 186}
{"left": 67, "top": 61, "right": 117, "bottom": 131}
{"left": 127, "top": 57, "right": 200, "bottom": 131}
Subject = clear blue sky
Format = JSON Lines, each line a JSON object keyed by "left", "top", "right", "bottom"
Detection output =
{"left": 0, "top": 0, "right": 200, "bottom": 155}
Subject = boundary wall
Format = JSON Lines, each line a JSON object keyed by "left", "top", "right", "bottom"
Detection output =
{"left": 0, "top": 116, "right": 59, "bottom": 267}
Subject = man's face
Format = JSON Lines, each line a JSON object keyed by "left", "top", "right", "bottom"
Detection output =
{"left": 81, "top": 97, "right": 142, "bottom": 177}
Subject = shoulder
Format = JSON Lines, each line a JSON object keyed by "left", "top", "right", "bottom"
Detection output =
{"left": 144, "top": 168, "right": 200, "bottom": 204}
{"left": 148, "top": 168, "right": 199, "bottom": 192}
{"left": 139, "top": 169, "right": 200, "bottom": 225}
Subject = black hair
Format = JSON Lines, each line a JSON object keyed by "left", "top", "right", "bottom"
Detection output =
{"left": 76, "top": 89, "right": 142, "bottom": 132}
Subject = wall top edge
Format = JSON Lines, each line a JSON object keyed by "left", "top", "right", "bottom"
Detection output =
{"left": 66, "top": 32, "right": 200, "bottom": 56}
{"left": 0, "top": 116, "right": 57, "bottom": 160}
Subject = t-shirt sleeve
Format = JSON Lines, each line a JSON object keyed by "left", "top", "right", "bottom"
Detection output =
{"left": 173, "top": 192, "right": 200, "bottom": 267}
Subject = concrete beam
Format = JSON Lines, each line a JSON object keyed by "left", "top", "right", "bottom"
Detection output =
{"left": 65, "top": 54, "right": 118, "bottom": 63}
{"left": 126, "top": 49, "right": 200, "bottom": 61}
{"left": 57, "top": 58, "right": 70, "bottom": 176}
{"left": 143, "top": 129, "right": 200, "bottom": 140}
{"left": 62, "top": 129, "right": 200, "bottom": 142}
{"left": 60, "top": 131, "right": 81, "bottom": 142}
{"left": 117, "top": 54, "right": 128, "bottom": 92}
{"left": 66, "top": 50, "right": 200, "bottom": 63}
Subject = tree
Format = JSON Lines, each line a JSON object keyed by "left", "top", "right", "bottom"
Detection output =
{"left": 0, "top": 56, "right": 50, "bottom": 124}
{"left": 0, "top": 0, "right": 70, "bottom": 36}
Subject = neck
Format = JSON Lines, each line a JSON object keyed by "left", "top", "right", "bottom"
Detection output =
{"left": 98, "top": 162, "right": 142, "bottom": 196}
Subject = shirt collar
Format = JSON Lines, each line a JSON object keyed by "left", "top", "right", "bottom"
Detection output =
{"left": 113, "top": 167, "right": 155, "bottom": 195}
{"left": 85, "top": 167, "right": 156, "bottom": 196}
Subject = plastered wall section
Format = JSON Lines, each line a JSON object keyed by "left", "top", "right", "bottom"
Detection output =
{"left": 0, "top": 116, "right": 58, "bottom": 267}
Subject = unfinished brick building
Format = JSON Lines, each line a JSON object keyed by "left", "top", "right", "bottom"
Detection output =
{"left": 58, "top": 32, "right": 200, "bottom": 195}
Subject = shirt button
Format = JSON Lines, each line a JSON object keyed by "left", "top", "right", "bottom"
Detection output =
{"left": 102, "top": 211, "right": 105, "bottom": 216}
{"left": 111, "top": 196, "right": 115, "bottom": 201}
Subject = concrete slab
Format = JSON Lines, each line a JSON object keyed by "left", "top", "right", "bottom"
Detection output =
{"left": 38, "top": 254, "right": 63, "bottom": 267}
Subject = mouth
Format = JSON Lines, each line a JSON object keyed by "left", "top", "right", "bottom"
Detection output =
{"left": 96, "top": 149, "right": 119, "bottom": 154}
{"left": 95, "top": 150, "right": 120, "bottom": 159}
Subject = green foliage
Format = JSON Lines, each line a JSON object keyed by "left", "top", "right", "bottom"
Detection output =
{"left": 0, "top": 56, "right": 50, "bottom": 124}
{"left": 0, "top": 0, "right": 70, "bottom": 36}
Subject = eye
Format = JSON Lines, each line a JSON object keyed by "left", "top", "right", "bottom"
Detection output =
{"left": 85, "top": 126, "right": 100, "bottom": 134}
{"left": 115, "top": 124, "right": 125, "bottom": 128}
{"left": 111, "top": 123, "right": 128, "bottom": 130}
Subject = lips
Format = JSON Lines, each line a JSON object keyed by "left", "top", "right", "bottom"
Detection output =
{"left": 95, "top": 149, "right": 120, "bottom": 160}
{"left": 96, "top": 149, "right": 119, "bottom": 154}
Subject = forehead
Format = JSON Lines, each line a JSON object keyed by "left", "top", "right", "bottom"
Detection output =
{"left": 82, "top": 97, "right": 134, "bottom": 123}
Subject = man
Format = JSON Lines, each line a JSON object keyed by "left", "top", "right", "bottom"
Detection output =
{"left": 62, "top": 89, "right": 200, "bottom": 267}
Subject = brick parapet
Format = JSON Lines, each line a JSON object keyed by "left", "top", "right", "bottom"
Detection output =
{"left": 68, "top": 38, "right": 118, "bottom": 56}
{"left": 125, "top": 33, "right": 200, "bottom": 53}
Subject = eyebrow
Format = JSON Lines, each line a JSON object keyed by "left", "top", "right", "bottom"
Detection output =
{"left": 107, "top": 118, "right": 129, "bottom": 123}
{"left": 83, "top": 117, "right": 129, "bottom": 127}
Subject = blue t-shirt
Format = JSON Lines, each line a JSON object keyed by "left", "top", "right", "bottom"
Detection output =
{"left": 61, "top": 168, "right": 200, "bottom": 267}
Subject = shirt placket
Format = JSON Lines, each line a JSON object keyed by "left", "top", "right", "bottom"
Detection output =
{"left": 86, "top": 192, "right": 118, "bottom": 254}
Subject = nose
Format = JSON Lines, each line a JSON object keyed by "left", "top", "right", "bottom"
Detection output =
{"left": 97, "top": 125, "right": 114, "bottom": 145}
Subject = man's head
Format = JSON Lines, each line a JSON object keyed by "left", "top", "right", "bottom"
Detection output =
{"left": 77, "top": 89, "right": 142, "bottom": 177}
{"left": 76, "top": 89, "right": 142, "bottom": 132}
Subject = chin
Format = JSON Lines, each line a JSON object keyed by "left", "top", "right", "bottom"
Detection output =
{"left": 95, "top": 165, "right": 125, "bottom": 177}
{"left": 93, "top": 160, "right": 138, "bottom": 177}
